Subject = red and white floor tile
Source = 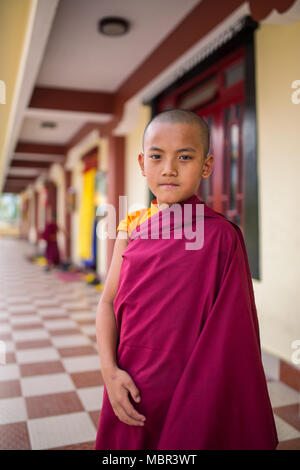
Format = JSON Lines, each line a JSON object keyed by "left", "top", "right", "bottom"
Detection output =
{"left": 0, "top": 237, "right": 299, "bottom": 450}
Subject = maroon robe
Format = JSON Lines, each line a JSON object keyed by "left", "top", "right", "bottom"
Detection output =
{"left": 41, "top": 222, "right": 60, "bottom": 266}
{"left": 94, "top": 193, "right": 278, "bottom": 450}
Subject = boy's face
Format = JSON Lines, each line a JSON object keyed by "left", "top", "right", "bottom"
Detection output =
{"left": 138, "top": 122, "right": 214, "bottom": 206}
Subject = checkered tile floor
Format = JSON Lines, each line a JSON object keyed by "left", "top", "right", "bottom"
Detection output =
{"left": 0, "top": 237, "right": 299, "bottom": 450}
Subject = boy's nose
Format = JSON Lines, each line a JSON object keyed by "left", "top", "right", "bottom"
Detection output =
{"left": 162, "top": 163, "right": 177, "bottom": 175}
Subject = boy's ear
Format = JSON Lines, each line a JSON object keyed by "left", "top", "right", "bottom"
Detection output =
{"left": 138, "top": 153, "right": 145, "bottom": 176}
{"left": 202, "top": 154, "right": 214, "bottom": 178}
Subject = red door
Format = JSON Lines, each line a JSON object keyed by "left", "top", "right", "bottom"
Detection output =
{"left": 196, "top": 97, "right": 244, "bottom": 231}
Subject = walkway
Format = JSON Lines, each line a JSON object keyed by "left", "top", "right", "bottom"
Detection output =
{"left": 0, "top": 237, "right": 102, "bottom": 449}
{"left": 0, "top": 237, "right": 299, "bottom": 449}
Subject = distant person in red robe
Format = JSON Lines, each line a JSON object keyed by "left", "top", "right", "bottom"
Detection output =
{"left": 94, "top": 109, "right": 279, "bottom": 450}
{"left": 39, "top": 210, "right": 66, "bottom": 271}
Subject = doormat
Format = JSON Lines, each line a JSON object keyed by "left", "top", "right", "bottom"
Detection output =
{"left": 55, "top": 271, "right": 84, "bottom": 282}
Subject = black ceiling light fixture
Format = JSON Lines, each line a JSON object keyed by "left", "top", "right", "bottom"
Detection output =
{"left": 40, "top": 121, "right": 57, "bottom": 129}
{"left": 98, "top": 17, "right": 130, "bottom": 37}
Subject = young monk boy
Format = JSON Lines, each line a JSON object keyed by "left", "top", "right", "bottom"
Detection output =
{"left": 94, "top": 109, "right": 279, "bottom": 450}
{"left": 39, "top": 210, "right": 65, "bottom": 271}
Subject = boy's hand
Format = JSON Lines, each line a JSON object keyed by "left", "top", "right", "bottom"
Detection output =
{"left": 103, "top": 366, "right": 146, "bottom": 427}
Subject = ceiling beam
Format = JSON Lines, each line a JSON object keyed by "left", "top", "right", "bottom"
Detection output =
{"left": 15, "top": 141, "right": 66, "bottom": 155}
{"left": 10, "top": 159, "right": 51, "bottom": 169}
{"left": 3, "top": 179, "right": 35, "bottom": 193}
{"left": 13, "top": 154, "right": 65, "bottom": 164}
{"left": 29, "top": 86, "right": 115, "bottom": 114}
{"left": 2, "top": 185, "right": 23, "bottom": 194}
{"left": 3, "top": 180, "right": 31, "bottom": 186}
{"left": 6, "top": 176, "right": 36, "bottom": 182}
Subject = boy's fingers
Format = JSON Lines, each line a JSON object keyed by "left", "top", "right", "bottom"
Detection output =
{"left": 123, "top": 381, "right": 141, "bottom": 403}
{"left": 114, "top": 402, "right": 142, "bottom": 426}
{"left": 122, "top": 397, "right": 146, "bottom": 422}
{"left": 119, "top": 387, "right": 146, "bottom": 422}
{"left": 118, "top": 403, "right": 145, "bottom": 426}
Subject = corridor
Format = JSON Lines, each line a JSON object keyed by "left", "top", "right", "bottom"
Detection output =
{"left": 0, "top": 237, "right": 299, "bottom": 450}
{"left": 0, "top": 237, "right": 103, "bottom": 449}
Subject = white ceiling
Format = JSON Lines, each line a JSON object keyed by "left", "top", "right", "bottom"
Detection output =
{"left": 36, "top": 0, "right": 201, "bottom": 92}
{"left": 18, "top": 0, "right": 201, "bottom": 146}
{"left": 19, "top": 116, "right": 86, "bottom": 144}
{"left": 19, "top": 107, "right": 112, "bottom": 144}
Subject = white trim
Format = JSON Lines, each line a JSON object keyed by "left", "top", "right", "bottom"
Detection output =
{"left": 14, "top": 153, "right": 65, "bottom": 162}
{"left": 113, "top": 3, "right": 250, "bottom": 136}
{"left": 0, "top": 0, "right": 60, "bottom": 192}
{"left": 263, "top": 0, "right": 300, "bottom": 25}
{"left": 113, "top": 98, "right": 144, "bottom": 136}
{"left": 0, "top": 80, "right": 6, "bottom": 105}
{"left": 24, "top": 107, "right": 113, "bottom": 123}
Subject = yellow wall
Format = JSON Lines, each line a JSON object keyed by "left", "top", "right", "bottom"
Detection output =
{"left": 254, "top": 21, "right": 300, "bottom": 365}
{"left": 69, "top": 139, "right": 106, "bottom": 270}
{"left": 125, "top": 104, "right": 152, "bottom": 213}
{"left": 71, "top": 160, "right": 83, "bottom": 265}
{"left": 0, "top": 0, "right": 37, "bottom": 188}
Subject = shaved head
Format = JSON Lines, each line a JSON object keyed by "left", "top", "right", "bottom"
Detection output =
{"left": 143, "top": 108, "right": 210, "bottom": 157}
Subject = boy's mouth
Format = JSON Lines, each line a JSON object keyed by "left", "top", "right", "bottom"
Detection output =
{"left": 159, "top": 183, "right": 179, "bottom": 187}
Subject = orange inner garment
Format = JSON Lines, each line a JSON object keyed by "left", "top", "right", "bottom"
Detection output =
{"left": 117, "top": 199, "right": 161, "bottom": 236}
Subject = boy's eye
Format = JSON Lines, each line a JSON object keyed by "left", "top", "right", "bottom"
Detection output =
{"left": 149, "top": 154, "right": 192, "bottom": 160}
{"left": 149, "top": 154, "right": 161, "bottom": 160}
{"left": 179, "top": 155, "right": 192, "bottom": 160}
